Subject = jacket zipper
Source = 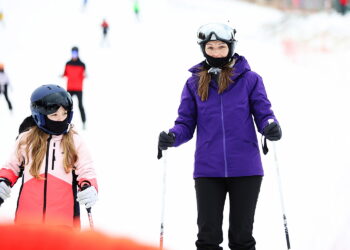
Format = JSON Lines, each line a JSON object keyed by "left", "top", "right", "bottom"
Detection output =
{"left": 220, "top": 96, "right": 228, "bottom": 177}
{"left": 42, "top": 135, "right": 52, "bottom": 222}
{"left": 52, "top": 143, "right": 56, "bottom": 170}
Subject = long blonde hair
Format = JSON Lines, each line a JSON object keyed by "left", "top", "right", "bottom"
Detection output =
{"left": 197, "top": 64, "right": 234, "bottom": 101}
{"left": 17, "top": 126, "right": 78, "bottom": 179}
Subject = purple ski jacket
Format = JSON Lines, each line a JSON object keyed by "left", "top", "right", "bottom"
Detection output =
{"left": 169, "top": 54, "right": 278, "bottom": 178}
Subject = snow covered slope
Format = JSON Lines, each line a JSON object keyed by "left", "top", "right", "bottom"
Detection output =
{"left": 1, "top": 0, "right": 350, "bottom": 249}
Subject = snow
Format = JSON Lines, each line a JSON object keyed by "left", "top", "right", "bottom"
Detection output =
{"left": 1, "top": 0, "right": 350, "bottom": 249}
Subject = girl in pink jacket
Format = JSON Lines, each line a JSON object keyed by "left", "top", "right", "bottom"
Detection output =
{"left": 0, "top": 84, "right": 98, "bottom": 228}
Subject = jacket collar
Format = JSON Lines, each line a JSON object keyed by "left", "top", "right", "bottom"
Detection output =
{"left": 188, "top": 53, "right": 251, "bottom": 81}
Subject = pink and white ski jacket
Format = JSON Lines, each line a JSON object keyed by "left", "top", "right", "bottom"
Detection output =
{"left": 0, "top": 130, "right": 98, "bottom": 228}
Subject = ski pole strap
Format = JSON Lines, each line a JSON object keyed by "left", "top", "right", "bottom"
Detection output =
{"left": 261, "top": 136, "right": 269, "bottom": 155}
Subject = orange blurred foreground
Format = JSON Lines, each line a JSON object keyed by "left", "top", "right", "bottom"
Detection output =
{"left": 0, "top": 224, "right": 159, "bottom": 250}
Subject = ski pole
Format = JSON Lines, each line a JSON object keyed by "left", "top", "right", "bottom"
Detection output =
{"left": 81, "top": 184, "right": 94, "bottom": 230}
{"left": 159, "top": 151, "right": 168, "bottom": 250}
{"left": 272, "top": 142, "right": 291, "bottom": 249}
{"left": 86, "top": 207, "right": 94, "bottom": 230}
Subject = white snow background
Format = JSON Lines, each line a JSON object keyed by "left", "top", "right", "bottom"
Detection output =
{"left": 1, "top": 0, "right": 350, "bottom": 249}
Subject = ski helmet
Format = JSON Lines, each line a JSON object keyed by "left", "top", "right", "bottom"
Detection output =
{"left": 30, "top": 84, "right": 73, "bottom": 135}
{"left": 197, "top": 23, "right": 237, "bottom": 59}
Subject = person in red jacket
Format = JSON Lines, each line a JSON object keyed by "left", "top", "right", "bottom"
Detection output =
{"left": 339, "top": 0, "right": 348, "bottom": 15}
{"left": 101, "top": 19, "right": 109, "bottom": 39}
{"left": 62, "top": 47, "right": 87, "bottom": 128}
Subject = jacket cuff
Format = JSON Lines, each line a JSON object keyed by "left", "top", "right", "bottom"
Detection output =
{"left": 78, "top": 178, "right": 98, "bottom": 192}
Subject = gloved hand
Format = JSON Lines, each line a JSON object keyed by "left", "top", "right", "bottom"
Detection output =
{"left": 77, "top": 185, "right": 98, "bottom": 209}
{"left": 157, "top": 131, "right": 175, "bottom": 159}
{"left": 263, "top": 122, "right": 282, "bottom": 141}
{"left": 0, "top": 179, "right": 11, "bottom": 205}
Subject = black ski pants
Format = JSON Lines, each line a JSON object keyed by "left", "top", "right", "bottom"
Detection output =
{"left": 68, "top": 91, "right": 86, "bottom": 123}
{"left": 195, "top": 176, "right": 262, "bottom": 250}
{"left": 0, "top": 85, "right": 12, "bottom": 110}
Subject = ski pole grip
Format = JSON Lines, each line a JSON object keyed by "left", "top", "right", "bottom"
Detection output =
{"left": 81, "top": 183, "right": 92, "bottom": 213}
{"left": 0, "top": 179, "right": 11, "bottom": 206}
{"left": 81, "top": 183, "right": 90, "bottom": 190}
{"left": 3, "top": 179, "right": 11, "bottom": 187}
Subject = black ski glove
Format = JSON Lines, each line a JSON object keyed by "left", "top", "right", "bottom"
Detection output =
{"left": 263, "top": 122, "right": 282, "bottom": 141}
{"left": 157, "top": 131, "right": 175, "bottom": 160}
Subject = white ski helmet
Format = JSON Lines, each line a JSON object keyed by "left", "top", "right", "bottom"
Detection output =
{"left": 197, "top": 23, "right": 237, "bottom": 58}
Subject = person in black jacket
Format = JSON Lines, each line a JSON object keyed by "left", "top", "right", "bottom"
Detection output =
{"left": 0, "top": 63, "right": 13, "bottom": 111}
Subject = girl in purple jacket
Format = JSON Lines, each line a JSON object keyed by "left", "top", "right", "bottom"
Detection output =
{"left": 157, "top": 23, "right": 282, "bottom": 250}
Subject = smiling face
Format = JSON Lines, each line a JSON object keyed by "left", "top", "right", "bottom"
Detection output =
{"left": 47, "top": 106, "right": 68, "bottom": 121}
{"left": 204, "top": 41, "right": 229, "bottom": 58}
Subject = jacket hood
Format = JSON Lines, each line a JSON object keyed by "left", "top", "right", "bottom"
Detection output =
{"left": 188, "top": 53, "right": 251, "bottom": 81}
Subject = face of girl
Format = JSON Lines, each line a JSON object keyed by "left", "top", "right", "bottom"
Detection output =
{"left": 47, "top": 106, "right": 68, "bottom": 121}
{"left": 205, "top": 41, "right": 229, "bottom": 58}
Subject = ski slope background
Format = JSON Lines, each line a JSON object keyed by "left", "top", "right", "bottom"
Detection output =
{"left": 1, "top": 0, "right": 350, "bottom": 249}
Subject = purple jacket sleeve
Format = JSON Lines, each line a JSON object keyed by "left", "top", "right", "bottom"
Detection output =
{"left": 169, "top": 81, "right": 197, "bottom": 147}
{"left": 248, "top": 73, "right": 278, "bottom": 133}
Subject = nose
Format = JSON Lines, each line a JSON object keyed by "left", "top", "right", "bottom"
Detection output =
{"left": 212, "top": 49, "right": 223, "bottom": 58}
{"left": 57, "top": 113, "right": 67, "bottom": 121}
{"left": 57, "top": 116, "right": 64, "bottom": 122}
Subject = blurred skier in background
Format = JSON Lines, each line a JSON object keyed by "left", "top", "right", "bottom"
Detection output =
{"left": 157, "top": 23, "right": 282, "bottom": 250}
{"left": 0, "top": 10, "right": 3, "bottom": 23}
{"left": 133, "top": 0, "right": 140, "bottom": 20}
{"left": 0, "top": 84, "right": 98, "bottom": 228}
{"left": 101, "top": 19, "right": 109, "bottom": 39}
{"left": 62, "top": 47, "right": 87, "bottom": 129}
{"left": 0, "top": 63, "right": 13, "bottom": 111}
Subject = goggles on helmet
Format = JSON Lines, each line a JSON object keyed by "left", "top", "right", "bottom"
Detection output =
{"left": 31, "top": 91, "right": 73, "bottom": 115}
{"left": 197, "top": 23, "right": 236, "bottom": 44}
{"left": 72, "top": 50, "right": 79, "bottom": 58}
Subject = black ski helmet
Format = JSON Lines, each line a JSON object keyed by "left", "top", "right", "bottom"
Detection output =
{"left": 30, "top": 84, "right": 73, "bottom": 134}
{"left": 197, "top": 23, "right": 237, "bottom": 59}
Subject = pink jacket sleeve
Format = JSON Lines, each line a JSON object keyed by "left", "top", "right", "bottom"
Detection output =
{"left": 73, "top": 134, "right": 98, "bottom": 191}
{"left": 0, "top": 134, "right": 26, "bottom": 186}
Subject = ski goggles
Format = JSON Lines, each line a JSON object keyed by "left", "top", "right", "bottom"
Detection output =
{"left": 197, "top": 23, "right": 236, "bottom": 44}
{"left": 71, "top": 50, "right": 79, "bottom": 58}
{"left": 32, "top": 92, "right": 73, "bottom": 115}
